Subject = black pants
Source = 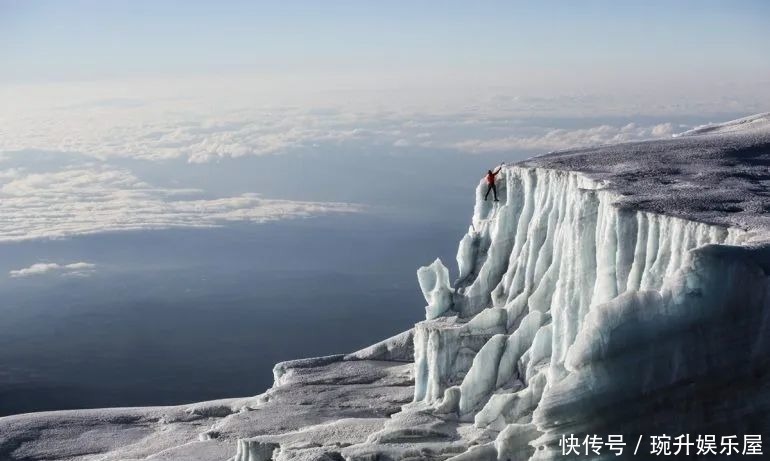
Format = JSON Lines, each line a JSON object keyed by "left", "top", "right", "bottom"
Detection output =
{"left": 484, "top": 183, "right": 498, "bottom": 201}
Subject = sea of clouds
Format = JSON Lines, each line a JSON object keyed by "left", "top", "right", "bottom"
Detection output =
{"left": 1, "top": 77, "right": 764, "bottom": 243}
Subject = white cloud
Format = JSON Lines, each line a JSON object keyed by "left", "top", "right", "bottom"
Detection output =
{"left": 0, "top": 78, "right": 755, "bottom": 164}
{"left": 10, "top": 262, "right": 96, "bottom": 278}
{"left": 0, "top": 103, "right": 393, "bottom": 164}
{"left": 448, "top": 122, "right": 676, "bottom": 153}
{"left": 2, "top": 102, "right": 675, "bottom": 163}
{"left": 651, "top": 123, "right": 674, "bottom": 137}
{"left": 0, "top": 166, "right": 359, "bottom": 242}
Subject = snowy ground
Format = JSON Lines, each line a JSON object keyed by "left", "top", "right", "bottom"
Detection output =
{"left": 523, "top": 112, "right": 770, "bottom": 235}
{"left": 1, "top": 113, "right": 769, "bottom": 461}
{"left": 0, "top": 355, "right": 415, "bottom": 460}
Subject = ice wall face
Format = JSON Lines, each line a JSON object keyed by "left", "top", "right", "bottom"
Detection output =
{"left": 414, "top": 165, "right": 769, "bottom": 460}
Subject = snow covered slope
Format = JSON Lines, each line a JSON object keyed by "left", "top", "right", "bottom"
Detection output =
{"left": 0, "top": 354, "right": 415, "bottom": 460}
{"left": 1, "top": 113, "right": 769, "bottom": 461}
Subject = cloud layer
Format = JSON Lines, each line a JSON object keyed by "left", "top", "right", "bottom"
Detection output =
{"left": 0, "top": 166, "right": 358, "bottom": 242}
{"left": 449, "top": 122, "right": 676, "bottom": 153}
{"left": 9, "top": 262, "right": 96, "bottom": 278}
{"left": 0, "top": 103, "right": 684, "bottom": 163}
{"left": 0, "top": 80, "right": 747, "bottom": 164}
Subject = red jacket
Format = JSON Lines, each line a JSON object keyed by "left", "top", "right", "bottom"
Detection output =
{"left": 486, "top": 169, "right": 500, "bottom": 184}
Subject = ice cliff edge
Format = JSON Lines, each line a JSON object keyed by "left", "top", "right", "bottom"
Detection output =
{"left": 412, "top": 112, "right": 770, "bottom": 460}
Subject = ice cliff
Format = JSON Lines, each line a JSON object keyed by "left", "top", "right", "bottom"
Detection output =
{"left": 410, "top": 112, "right": 770, "bottom": 460}
{"left": 1, "top": 113, "right": 769, "bottom": 461}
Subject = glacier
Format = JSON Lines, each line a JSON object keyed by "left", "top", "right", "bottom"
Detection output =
{"left": 1, "top": 113, "right": 769, "bottom": 461}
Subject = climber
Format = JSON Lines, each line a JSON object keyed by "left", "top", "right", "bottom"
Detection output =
{"left": 484, "top": 163, "right": 504, "bottom": 201}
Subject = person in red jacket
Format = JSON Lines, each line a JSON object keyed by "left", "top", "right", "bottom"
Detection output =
{"left": 484, "top": 163, "right": 504, "bottom": 201}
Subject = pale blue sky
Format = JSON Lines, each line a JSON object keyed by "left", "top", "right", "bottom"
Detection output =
{"left": 2, "top": 0, "right": 768, "bottom": 89}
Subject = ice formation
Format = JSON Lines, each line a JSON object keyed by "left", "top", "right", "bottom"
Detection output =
{"left": 1, "top": 113, "right": 769, "bottom": 460}
{"left": 409, "top": 112, "right": 770, "bottom": 460}
{"left": 418, "top": 259, "right": 455, "bottom": 320}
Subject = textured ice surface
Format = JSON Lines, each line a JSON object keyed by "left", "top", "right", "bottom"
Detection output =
{"left": 522, "top": 112, "right": 770, "bottom": 236}
{"left": 2, "top": 113, "right": 769, "bottom": 460}
{"left": 0, "top": 357, "right": 414, "bottom": 461}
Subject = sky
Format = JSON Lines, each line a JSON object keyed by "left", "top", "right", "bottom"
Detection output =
{"left": 2, "top": 1, "right": 769, "bottom": 91}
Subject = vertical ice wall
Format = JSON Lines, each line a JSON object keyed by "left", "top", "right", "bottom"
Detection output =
{"left": 414, "top": 166, "right": 767, "bottom": 460}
